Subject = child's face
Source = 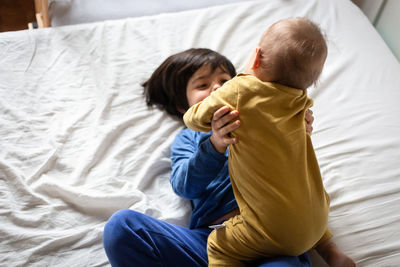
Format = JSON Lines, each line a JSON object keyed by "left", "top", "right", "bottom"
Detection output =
{"left": 186, "top": 64, "right": 232, "bottom": 108}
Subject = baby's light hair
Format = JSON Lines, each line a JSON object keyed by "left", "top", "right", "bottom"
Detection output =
{"left": 259, "top": 18, "right": 327, "bottom": 89}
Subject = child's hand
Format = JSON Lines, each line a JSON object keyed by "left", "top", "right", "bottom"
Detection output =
{"left": 305, "top": 109, "right": 314, "bottom": 135}
{"left": 210, "top": 106, "right": 240, "bottom": 154}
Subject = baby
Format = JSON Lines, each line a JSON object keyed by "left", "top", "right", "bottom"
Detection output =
{"left": 184, "top": 18, "right": 340, "bottom": 266}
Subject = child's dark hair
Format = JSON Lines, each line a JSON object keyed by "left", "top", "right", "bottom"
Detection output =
{"left": 143, "top": 48, "right": 236, "bottom": 119}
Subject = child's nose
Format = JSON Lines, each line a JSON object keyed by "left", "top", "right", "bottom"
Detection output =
{"left": 211, "top": 82, "right": 222, "bottom": 92}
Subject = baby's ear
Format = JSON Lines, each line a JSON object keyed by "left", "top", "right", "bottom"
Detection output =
{"left": 252, "top": 47, "right": 262, "bottom": 69}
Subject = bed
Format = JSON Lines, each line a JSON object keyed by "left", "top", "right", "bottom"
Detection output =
{"left": 1, "top": 0, "right": 399, "bottom": 266}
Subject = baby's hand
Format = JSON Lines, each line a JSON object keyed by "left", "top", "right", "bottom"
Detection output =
{"left": 210, "top": 106, "right": 240, "bottom": 154}
{"left": 305, "top": 109, "right": 314, "bottom": 135}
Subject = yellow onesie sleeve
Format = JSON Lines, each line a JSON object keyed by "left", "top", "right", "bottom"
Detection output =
{"left": 183, "top": 78, "right": 239, "bottom": 132}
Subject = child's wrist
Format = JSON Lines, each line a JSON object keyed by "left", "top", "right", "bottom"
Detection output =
{"left": 209, "top": 136, "right": 226, "bottom": 154}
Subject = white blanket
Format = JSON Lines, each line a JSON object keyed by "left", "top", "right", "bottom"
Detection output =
{"left": 1, "top": 0, "right": 400, "bottom": 266}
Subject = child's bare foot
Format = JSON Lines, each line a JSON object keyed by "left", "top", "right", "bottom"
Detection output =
{"left": 315, "top": 239, "right": 356, "bottom": 267}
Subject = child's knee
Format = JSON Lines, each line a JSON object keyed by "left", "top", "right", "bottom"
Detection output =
{"left": 103, "top": 211, "right": 126, "bottom": 244}
{"left": 103, "top": 209, "right": 139, "bottom": 251}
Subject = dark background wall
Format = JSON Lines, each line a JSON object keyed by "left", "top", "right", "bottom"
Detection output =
{"left": 0, "top": 0, "right": 36, "bottom": 32}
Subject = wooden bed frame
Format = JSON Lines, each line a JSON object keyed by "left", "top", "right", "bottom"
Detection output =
{"left": 34, "top": 0, "right": 50, "bottom": 27}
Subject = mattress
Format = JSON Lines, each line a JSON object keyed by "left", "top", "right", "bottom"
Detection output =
{"left": 1, "top": 0, "right": 400, "bottom": 266}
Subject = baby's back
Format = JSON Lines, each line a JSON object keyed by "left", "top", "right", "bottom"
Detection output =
{"left": 228, "top": 75, "right": 329, "bottom": 254}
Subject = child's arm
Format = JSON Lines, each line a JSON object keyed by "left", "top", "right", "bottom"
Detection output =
{"left": 183, "top": 79, "right": 238, "bottom": 132}
{"left": 170, "top": 130, "right": 228, "bottom": 199}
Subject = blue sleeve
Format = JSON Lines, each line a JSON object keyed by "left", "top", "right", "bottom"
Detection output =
{"left": 170, "top": 129, "right": 228, "bottom": 199}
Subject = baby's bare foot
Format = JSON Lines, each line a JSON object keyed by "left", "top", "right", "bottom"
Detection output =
{"left": 327, "top": 248, "right": 356, "bottom": 267}
{"left": 316, "top": 239, "right": 356, "bottom": 267}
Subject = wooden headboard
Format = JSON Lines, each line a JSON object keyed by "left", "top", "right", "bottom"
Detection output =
{"left": 34, "top": 0, "right": 50, "bottom": 27}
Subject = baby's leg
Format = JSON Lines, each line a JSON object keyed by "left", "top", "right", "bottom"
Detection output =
{"left": 207, "top": 215, "right": 278, "bottom": 267}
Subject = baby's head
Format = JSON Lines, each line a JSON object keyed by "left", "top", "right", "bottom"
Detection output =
{"left": 246, "top": 18, "right": 327, "bottom": 89}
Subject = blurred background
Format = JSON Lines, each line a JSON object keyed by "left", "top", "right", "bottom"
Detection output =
{"left": 0, "top": 0, "right": 398, "bottom": 61}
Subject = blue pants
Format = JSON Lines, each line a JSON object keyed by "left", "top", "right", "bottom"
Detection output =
{"left": 103, "top": 209, "right": 311, "bottom": 267}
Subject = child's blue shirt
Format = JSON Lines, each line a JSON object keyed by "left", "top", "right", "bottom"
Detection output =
{"left": 170, "top": 128, "right": 238, "bottom": 229}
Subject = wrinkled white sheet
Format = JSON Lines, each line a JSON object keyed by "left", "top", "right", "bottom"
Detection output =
{"left": 1, "top": 0, "right": 400, "bottom": 266}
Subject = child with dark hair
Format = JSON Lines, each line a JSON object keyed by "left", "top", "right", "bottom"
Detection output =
{"left": 103, "top": 47, "right": 352, "bottom": 267}
{"left": 143, "top": 48, "right": 236, "bottom": 119}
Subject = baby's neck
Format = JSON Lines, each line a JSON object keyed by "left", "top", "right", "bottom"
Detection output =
{"left": 245, "top": 69, "right": 275, "bottom": 83}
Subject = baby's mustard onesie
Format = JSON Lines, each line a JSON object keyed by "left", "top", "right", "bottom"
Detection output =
{"left": 184, "top": 74, "right": 332, "bottom": 267}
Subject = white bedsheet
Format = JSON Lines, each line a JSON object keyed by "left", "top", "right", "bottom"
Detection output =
{"left": 1, "top": 0, "right": 400, "bottom": 266}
